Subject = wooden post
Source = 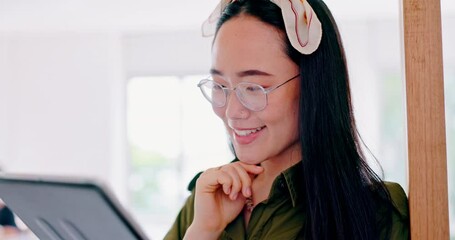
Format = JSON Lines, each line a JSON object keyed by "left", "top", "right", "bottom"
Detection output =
{"left": 402, "top": 0, "right": 449, "bottom": 239}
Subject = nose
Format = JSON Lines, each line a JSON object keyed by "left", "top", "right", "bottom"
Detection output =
{"left": 225, "top": 90, "right": 250, "bottom": 119}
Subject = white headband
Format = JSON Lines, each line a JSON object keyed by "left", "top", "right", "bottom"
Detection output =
{"left": 202, "top": 0, "right": 323, "bottom": 55}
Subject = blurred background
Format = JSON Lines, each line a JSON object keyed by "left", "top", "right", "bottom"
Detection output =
{"left": 0, "top": 0, "right": 454, "bottom": 239}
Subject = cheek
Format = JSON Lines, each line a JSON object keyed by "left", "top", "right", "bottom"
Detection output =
{"left": 291, "top": 109, "right": 299, "bottom": 136}
{"left": 212, "top": 106, "right": 226, "bottom": 120}
{"left": 280, "top": 99, "right": 300, "bottom": 134}
{"left": 291, "top": 101, "right": 300, "bottom": 129}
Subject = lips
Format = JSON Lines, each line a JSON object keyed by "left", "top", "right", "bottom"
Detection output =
{"left": 231, "top": 126, "right": 266, "bottom": 145}
{"left": 233, "top": 126, "right": 265, "bottom": 136}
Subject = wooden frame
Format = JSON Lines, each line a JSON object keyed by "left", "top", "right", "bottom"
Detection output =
{"left": 402, "top": 0, "right": 450, "bottom": 238}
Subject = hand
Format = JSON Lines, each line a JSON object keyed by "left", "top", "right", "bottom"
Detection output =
{"left": 185, "top": 162, "right": 264, "bottom": 239}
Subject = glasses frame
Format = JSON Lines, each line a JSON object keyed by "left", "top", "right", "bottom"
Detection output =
{"left": 197, "top": 74, "right": 300, "bottom": 111}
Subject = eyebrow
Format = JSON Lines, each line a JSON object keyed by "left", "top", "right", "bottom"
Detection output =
{"left": 209, "top": 68, "right": 273, "bottom": 78}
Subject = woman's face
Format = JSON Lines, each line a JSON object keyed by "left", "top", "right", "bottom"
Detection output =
{"left": 211, "top": 15, "right": 301, "bottom": 165}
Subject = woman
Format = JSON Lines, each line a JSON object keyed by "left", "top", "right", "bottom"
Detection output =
{"left": 165, "top": 0, "right": 409, "bottom": 239}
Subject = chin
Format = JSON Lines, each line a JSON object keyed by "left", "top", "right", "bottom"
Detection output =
{"left": 235, "top": 151, "right": 263, "bottom": 166}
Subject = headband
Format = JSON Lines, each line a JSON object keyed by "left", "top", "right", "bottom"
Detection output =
{"left": 202, "top": 0, "right": 322, "bottom": 55}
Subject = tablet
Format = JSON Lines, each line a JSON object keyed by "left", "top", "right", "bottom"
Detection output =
{"left": 0, "top": 174, "right": 150, "bottom": 240}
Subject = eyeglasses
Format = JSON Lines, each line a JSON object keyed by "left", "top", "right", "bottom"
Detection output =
{"left": 197, "top": 74, "right": 300, "bottom": 111}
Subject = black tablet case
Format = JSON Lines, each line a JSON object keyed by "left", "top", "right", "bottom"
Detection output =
{"left": 0, "top": 175, "right": 149, "bottom": 240}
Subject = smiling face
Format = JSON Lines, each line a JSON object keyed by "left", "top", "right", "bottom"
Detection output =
{"left": 211, "top": 15, "right": 301, "bottom": 166}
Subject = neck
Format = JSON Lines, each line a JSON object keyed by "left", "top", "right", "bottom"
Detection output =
{"left": 250, "top": 142, "right": 301, "bottom": 208}
{"left": 243, "top": 141, "right": 302, "bottom": 226}
{"left": 256, "top": 141, "right": 301, "bottom": 182}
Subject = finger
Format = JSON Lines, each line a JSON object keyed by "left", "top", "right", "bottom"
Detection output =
{"left": 216, "top": 171, "right": 233, "bottom": 195}
{"left": 231, "top": 164, "right": 252, "bottom": 197}
{"left": 198, "top": 169, "right": 232, "bottom": 195}
{"left": 238, "top": 162, "right": 264, "bottom": 175}
{"left": 220, "top": 166, "right": 242, "bottom": 200}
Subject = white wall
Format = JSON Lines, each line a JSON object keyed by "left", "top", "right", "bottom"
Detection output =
{"left": 0, "top": 31, "right": 127, "bottom": 194}
{"left": 0, "top": 33, "right": 8, "bottom": 169}
{"left": 123, "top": 30, "right": 212, "bottom": 76}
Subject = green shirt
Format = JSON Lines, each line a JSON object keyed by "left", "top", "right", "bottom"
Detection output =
{"left": 164, "top": 162, "right": 409, "bottom": 240}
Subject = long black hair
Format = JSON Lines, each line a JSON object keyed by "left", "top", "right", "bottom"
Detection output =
{"left": 216, "top": 0, "right": 394, "bottom": 239}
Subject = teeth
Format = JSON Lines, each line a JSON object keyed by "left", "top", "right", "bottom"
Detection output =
{"left": 234, "top": 126, "right": 264, "bottom": 136}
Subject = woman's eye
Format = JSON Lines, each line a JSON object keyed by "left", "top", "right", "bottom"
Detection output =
{"left": 245, "top": 85, "right": 263, "bottom": 92}
{"left": 212, "top": 83, "right": 224, "bottom": 91}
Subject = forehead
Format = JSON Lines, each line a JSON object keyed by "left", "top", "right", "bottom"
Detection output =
{"left": 214, "top": 15, "right": 285, "bottom": 50}
{"left": 211, "top": 15, "right": 293, "bottom": 74}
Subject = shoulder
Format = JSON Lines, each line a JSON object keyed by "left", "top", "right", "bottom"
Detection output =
{"left": 187, "top": 171, "right": 203, "bottom": 191}
{"left": 383, "top": 182, "right": 409, "bottom": 219}
{"left": 376, "top": 182, "right": 410, "bottom": 239}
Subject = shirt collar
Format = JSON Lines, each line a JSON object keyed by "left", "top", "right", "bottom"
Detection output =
{"left": 256, "top": 161, "right": 304, "bottom": 207}
{"left": 281, "top": 160, "right": 304, "bottom": 207}
{"left": 271, "top": 160, "right": 304, "bottom": 207}
{"left": 231, "top": 158, "right": 304, "bottom": 207}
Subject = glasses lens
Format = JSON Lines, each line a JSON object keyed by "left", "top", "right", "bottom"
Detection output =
{"left": 199, "top": 80, "right": 226, "bottom": 107}
{"left": 236, "top": 83, "right": 266, "bottom": 111}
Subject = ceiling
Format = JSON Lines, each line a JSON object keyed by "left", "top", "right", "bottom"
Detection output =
{"left": 0, "top": 0, "right": 453, "bottom": 32}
